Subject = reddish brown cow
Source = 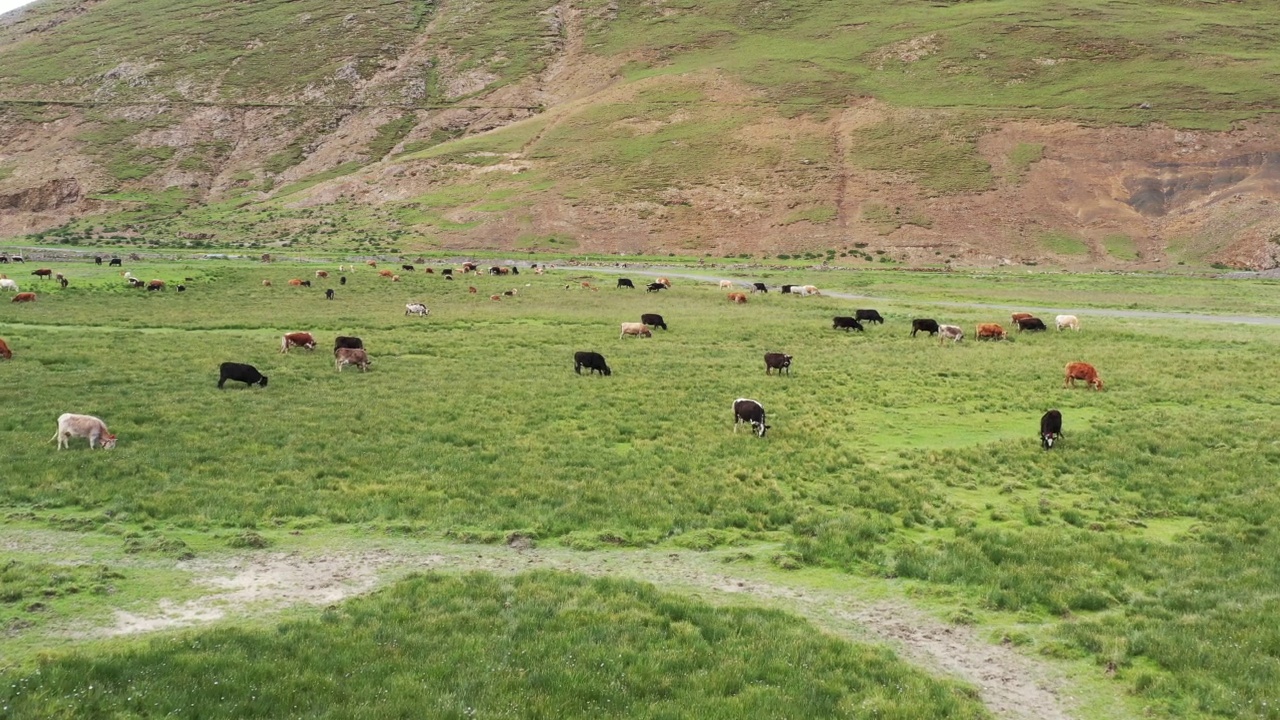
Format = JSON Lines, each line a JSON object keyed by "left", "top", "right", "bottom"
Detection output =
{"left": 0, "top": 338, "right": 12, "bottom": 359}
{"left": 490, "top": 294, "right": 502, "bottom": 301}
{"left": 1010, "top": 312, "right": 1034, "bottom": 326}
{"left": 147, "top": 279, "right": 166, "bottom": 291}
{"left": 379, "top": 269, "right": 394, "bottom": 278}
{"left": 727, "top": 292, "right": 748, "bottom": 304}
{"left": 32, "top": 268, "right": 53, "bottom": 279}
{"left": 468, "top": 286, "right": 478, "bottom": 294}
{"left": 11, "top": 292, "right": 36, "bottom": 303}
{"left": 1064, "top": 362, "right": 1104, "bottom": 391}
{"left": 288, "top": 279, "right": 303, "bottom": 286}
{"left": 280, "top": 332, "right": 317, "bottom": 353}
{"left": 976, "top": 323, "right": 1007, "bottom": 341}
{"left": 657, "top": 277, "right": 672, "bottom": 288}
{"left": 315, "top": 270, "right": 329, "bottom": 279}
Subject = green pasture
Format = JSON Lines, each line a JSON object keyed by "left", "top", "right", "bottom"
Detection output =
{"left": 2, "top": 262, "right": 1280, "bottom": 718}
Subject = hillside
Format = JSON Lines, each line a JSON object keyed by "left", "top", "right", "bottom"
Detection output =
{"left": 2, "top": 0, "right": 1280, "bottom": 267}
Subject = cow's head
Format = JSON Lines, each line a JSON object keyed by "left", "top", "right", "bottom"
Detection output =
{"left": 1091, "top": 377, "right": 1105, "bottom": 391}
{"left": 100, "top": 434, "right": 117, "bottom": 450}
{"left": 1041, "top": 432, "right": 1056, "bottom": 450}
{"left": 258, "top": 376, "right": 270, "bottom": 388}
{"left": 602, "top": 366, "right": 612, "bottom": 377}
{"left": 753, "top": 421, "right": 769, "bottom": 437}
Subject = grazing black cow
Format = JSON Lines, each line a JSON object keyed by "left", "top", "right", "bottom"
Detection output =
{"left": 60, "top": 278, "right": 69, "bottom": 289}
{"left": 511, "top": 267, "right": 519, "bottom": 275}
{"left": 1017, "top": 317, "right": 1047, "bottom": 332}
{"left": 617, "top": 278, "right": 635, "bottom": 289}
{"left": 911, "top": 319, "right": 940, "bottom": 337}
{"left": 402, "top": 265, "right": 414, "bottom": 272}
{"left": 94, "top": 256, "right": 103, "bottom": 266}
{"left": 109, "top": 258, "right": 122, "bottom": 267}
{"left": 646, "top": 282, "right": 666, "bottom": 293}
{"left": 442, "top": 269, "right": 453, "bottom": 277}
{"left": 218, "top": 362, "right": 268, "bottom": 389}
{"left": 0, "top": 256, "right": 7, "bottom": 264}
{"left": 300, "top": 280, "right": 312, "bottom": 288}
{"left": 764, "top": 353, "right": 793, "bottom": 375}
{"left": 489, "top": 266, "right": 502, "bottom": 275}
{"left": 334, "top": 336, "right": 364, "bottom": 355}
{"left": 855, "top": 309, "right": 884, "bottom": 325}
{"left": 781, "top": 284, "right": 795, "bottom": 294}
{"left": 833, "top": 316, "right": 864, "bottom": 332}
{"left": 574, "top": 351, "right": 611, "bottom": 376}
{"left": 733, "top": 398, "right": 769, "bottom": 437}
{"left": 340, "top": 276, "right": 347, "bottom": 285}
{"left": 11, "top": 256, "right": 23, "bottom": 263}
{"left": 752, "top": 282, "right": 768, "bottom": 294}
{"left": 1040, "top": 409, "right": 1063, "bottom": 450}
{"left": 325, "top": 289, "right": 335, "bottom": 300}
{"left": 176, "top": 284, "right": 186, "bottom": 292}
{"left": 640, "top": 313, "right": 667, "bottom": 331}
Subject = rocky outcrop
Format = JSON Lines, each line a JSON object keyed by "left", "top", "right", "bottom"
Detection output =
{"left": 0, "top": 177, "right": 82, "bottom": 212}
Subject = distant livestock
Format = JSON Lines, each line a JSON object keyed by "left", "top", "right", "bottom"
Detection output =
{"left": 280, "top": 332, "right": 317, "bottom": 353}
{"left": 340, "top": 276, "right": 347, "bottom": 285}
{"left": 646, "top": 282, "right": 665, "bottom": 293}
{"left": 833, "top": 316, "right": 864, "bottom": 332}
{"left": 1056, "top": 315, "right": 1081, "bottom": 331}
{"left": 442, "top": 269, "right": 453, "bottom": 277}
{"left": 109, "top": 258, "right": 122, "bottom": 267}
{"left": 490, "top": 294, "right": 502, "bottom": 301}
{"left": 176, "top": 284, "right": 184, "bottom": 292}
{"left": 402, "top": 265, "right": 414, "bottom": 272}
{"left": 11, "top": 292, "right": 36, "bottom": 303}
{"left": 391, "top": 275, "right": 401, "bottom": 283}
{"left": 94, "top": 256, "right": 103, "bottom": 265}
{"left": 325, "top": 289, "right": 334, "bottom": 300}
{"left": 574, "top": 351, "right": 612, "bottom": 376}
{"left": 764, "top": 353, "right": 793, "bottom": 375}
{"left": 617, "top": 278, "right": 635, "bottom": 289}
{"left": 335, "top": 347, "right": 370, "bottom": 372}
{"left": 976, "top": 323, "right": 1008, "bottom": 341}
{"left": 656, "top": 277, "right": 671, "bottom": 288}
{"left": 288, "top": 279, "right": 303, "bottom": 286}
{"left": 752, "top": 282, "right": 768, "bottom": 294}
{"left": 147, "top": 280, "right": 166, "bottom": 291}
{"left": 798, "top": 285, "right": 819, "bottom": 296}
{"left": 0, "top": 338, "right": 11, "bottom": 360}
{"left": 719, "top": 280, "right": 733, "bottom": 289}
{"left": 379, "top": 270, "right": 394, "bottom": 278}
{"left": 727, "top": 292, "right": 748, "bottom": 304}
{"left": 316, "top": 270, "right": 329, "bottom": 278}
{"left": 1040, "top": 409, "right": 1063, "bottom": 450}
{"left": 1010, "top": 312, "right": 1034, "bottom": 326}
{"left": 855, "top": 309, "right": 884, "bottom": 325}
{"left": 32, "top": 268, "right": 53, "bottom": 279}
{"left": 1064, "top": 362, "right": 1104, "bottom": 391}
{"left": 938, "top": 324, "right": 964, "bottom": 343}
{"left": 263, "top": 280, "right": 272, "bottom": 287}
{"left": 911, "top": 319, "right": 939, "bottom": 337}
{"left": 502, "top": 289, "right": 517, "bottom": 296}
{"left": 781, "top": 285, "right": 796, "bottom": 294}
{"left": 52, "top": 413, "right": 117, "bottom": 450}
{"left": 1016, "top": 317, "right": 1047, "bottom": 332}
{"left": 0, "top": 278, "right": 17, "bottom": 292}
{"left": 405, "top": 302, "right": 429, "bottom": 317}
{"left": 218, "top": 362, "right": 268, "bottom": 389}
{"left": 640, "top": 313, "right": 667, "bottom": 331}
{"left": 469, "top": 286, "right": 478, "bottom": 294}
{"left": 620, "top": 322, "right": 652, "bottom": 339}
{"left": 733, "top": 398, "right": 769, "bottom": 438}
{"left": 334, "top": 336, "right": 364, "bottom": 355}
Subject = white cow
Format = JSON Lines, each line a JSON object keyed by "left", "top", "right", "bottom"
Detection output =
{"left": 0, "top": 278, "right": 18, "bottom": 292}
{"left": 51, "top": 413, "right": 117, "bottom": 450}
{"left": 938, "top": 324, "right": 964, "bottom": 343}
{"left": 719, "top": 280, "right": 734, "bottom": 289}
{"left": 798, "top": 285, "right": 820, "bottom": 296}
{"left": 405, "top": 303, "right": 429, "bottom": 317}
{"left": 1055, "top": 314, "right": 1081, "bottom": 331}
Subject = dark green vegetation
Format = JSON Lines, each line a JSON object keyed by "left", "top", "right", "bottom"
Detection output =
{"left": 2, "top": 261, "right": 1280, "bottom": 718}
{"left": 1, "top": 572, "right": 989, "bottom": 719}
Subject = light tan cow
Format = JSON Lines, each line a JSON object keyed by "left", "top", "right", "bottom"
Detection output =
{"left": 620, "top": 322, "right": 652, "bottom": 339}
{"left": 1055, "top": 315, "right": 1081, "bottom": 331}
{"left": 316, "top": 270, "right": 329, "bottom": 278}
{"left": 51, "top": 413, "right": 117, "bottom": 450}
{"left": 719, "top": 280, "right": 734, "bottom": 289}
{"left": 335, "top": 347, "right": 370, "bottom": 373}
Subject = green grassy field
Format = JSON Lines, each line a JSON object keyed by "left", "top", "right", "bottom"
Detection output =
{"left": 2, "top": 260, "right": 1279, "bottom": 718}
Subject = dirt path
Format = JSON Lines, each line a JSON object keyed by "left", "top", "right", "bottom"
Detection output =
{"left": 80, "top": 541, "right": 1081, "bottom": 720}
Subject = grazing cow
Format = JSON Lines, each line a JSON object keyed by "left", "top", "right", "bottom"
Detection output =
{"left": 832, "top": 316, "right": 864, "bottom": 332}
{"left": 32, "top": 268, "right": 53, "bottom": 279}
{"left": 490, "top": 294, "right": 502, "bottom": 301}
{"left": 752, "top": 282, "right": 768, "bottom": 294}
{"left": 856, "top": 309, "right": 884, "bottom": 325}
{"left": 95, "top": 256, "right": 103, "bottom": 266}
{"left": 325, "top": 289, "right": 334, "bottom": 300}
{"left": 764, "top": 353, "right": 793, "bottom": 375}
{"left": 340, "top": 276, "right": 347, "bottom": 285}
{"left": 719, "top": 280, "right": 734, "bottom": 289}
{"left": 0, "top": 278, "right": 17, "bottom": 292}
{"left": 280, "top": 332, "right": 316, "bottom": 353}
{"left": 301, "top": 280, "right": 312, "bottom": 288}
{"left": 129, "top": 278, "right": 144, "bottom": 288}
{"left": 445, "top": 275, "right": 453, "bottom": 281}
{"left": 109, "top": 258, "right": 122, "bottom": 267}
{"left": 640, "top": 313, "right": 667, "bottom": 331}
{"left": 1055, "top": 315, "right": 1081, "bottom": 332}
{"left": 147, "top": 279, "right": 166, "bottom": 291}
{"left": 288, "top": 279, "right": 303, "bottom": 286}
{"left": 618, "top": 278, "right": 636, "bottom": 289}
{"left": 0, "top": 256, "right": 6, "bottom": 263}
{"left": 911, "top": 319, "right": 940, "bottom": 337}
{"left": 1040, "top": 409, "right": 1063, "bottom": 450}
{"left": 802, "top": 285, "right": 821, "bottom": 296}
{"left": 1016, "top": 317, "right": 1047, "bottom": 332}
{"left": 656, "top": 277, "right": 671, "bottom": 288}
{"left": 402, "top": 265, "right": 414, "bottom": 272}
{"left": 1010, "top": 312, "right": 1034, "bottom": 326}
{"left": 405, "top": 302, "right": 429, "bottom": 317}
{"left": 218, "top": 362, "right": 269, "bottom": 389}
{"left": 1064, "top": 362, "right": 1104, "bottom": 390}
{"left": 51, "top": 413, "right": 117, "bottom": 450}
{"left": 976, "top": 323, "right": 1008, "bottom": 341}
{"left": 0, "top": 338, "right": 11, "bottom": 360}
{"left": 334, "top": 336, "right": 364, "bottom": 355}
{"left": 646, "top": 282, "right": 665, "bottom": 293}
{"left": 60, "top": 278, "right": 70, "bottom": 289}
{"left": 468, "top": 286, "right": 478, "bottom": 294}
{"left": 442, "top": 269, "right": 453, "bottom": 277}
{"left": 502, "top": 289, "right": 516, "bottom": 296}
{"left": 781, "top": 284, "right": 795, "bottom": 294}
{"left": 335, "top": 347, "right": 370, "bottom": 372}
{"left": 727, "top": 292, "right": 748, "bottom": 304}
{"left": 511, "top": 267, "right": 519, "bottom": 275}
{"left": 733, "top": 398, "right": 769, "bottom": 437}
{"left": 392, "top": 275, "right": 401, "bottom": 283}
{"left": 424, "top": 268, "right": 434, "bottom": 274}
{"left": 574, "top": 351, "right": 612, "bottom": 376}
{"left": 176, "top": 284, "right": 185, "bottom": 292}
{"left": 534, "top": 266, "right": 545, "bottom": 275}
{"left": 366, "top": 260, "right": 378, "bottom": 268}
{"left": 263, "top": 279, "right": 272, "bottom": 287}
{"left": 316, "top": 270, "right": 329, "bottom": 279}
{"left": 379, "top": 269, "right": 394, "bottom": 278}
{"left": 938, "top": 324, "right": 964, "bottom": 343}
{"left": 11, "top": 256, "right": 23, "bottom": 263}
{"left": 12, "top": 292, "right": 36, "bottom": 303}
{"left": 620, "top": 322, "right": 652, "bottom": 339}
{"left": 55, "top": 273, "right": 65, "bottom": 281}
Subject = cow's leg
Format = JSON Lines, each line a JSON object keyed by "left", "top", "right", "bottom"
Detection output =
{"left": 218, "top": 376, "right": 226, "bottom": 388}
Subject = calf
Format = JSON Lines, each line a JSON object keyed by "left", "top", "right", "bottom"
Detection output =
{"left": 733, "top": 398, "right": 769, "bottom": 437}
{"left": 1040, "top": 409, "right": 1063, "bottom": 450}
{"left": 11, "top": 292, "right": 36, "bottom": 303}
{"left": 752, "top": 282, "right": 768, "bottom": 294}
{"left": 325, "top": 288, "right": 334, "bottom": 300}
{"left": 218, "top": 362, "right": 268, "bottom": 389}
{"left": 334, "top": 336, "right": 364, "bottom": 355}
{"left": 1064, "top": 362, "right": 1104, "bottom": 390}
{"left": 1010, "top": 312, "right": 1034, "bottom": 326}
{"left": 646, "top": 282, "right": 665, "bottom": 292}
{"left": 176, "top": 284, "right": 185, "bottom": 292}
{"left": 280, "top": 332, "right": 317, "bottom": 353}
{"left": 109, "top": 258, "right": 122, "bottom": 267}
{"left": 764, "top": 352, "right": 793, "bottom": 375}
{"left": 335, "top": 347, "right": 370, "bottom": 372}
{"left": 51, "top": 413, "right": 117, "bottom": 450}
{"left": 0, "top": 337, "right": 11, "bottom": 360}
{"left": 1055, "top": 314, "right": 1080, "bottom": 332}
{"left": 300, "top": 280, "right": 312, "bottom": 288}
{"left": 911, "top": 319, "right": 939, "bottom": 337}
{"left": 976, "top": 323, "right": 1007, "bottom": 341}
{"left": 856, "top": 309, "right": 885, "bottom": 325}
{"left": 620, "top": 322, "right": 652, "bottom": 339}
{"left": 833, "top": 316, "right": 864, "bottom": 332}
{"left": 938, "top": 324, "right": 964, "bottom": 343}
{"left": 405, "top": 302, "right": 429, "bottom": 317}
{"left": 727, "top": 292, "right": 748, "bottom": 304}
{"left": 574, "top": 351, "right": 612, "bottom": 376}
{"left": 147, "top": 279, "right": 166, "bottom": 291}
{"left": 401, "top": 265, "right": 415, "bottom": 272}
{"left": 617, "top": 278, "right": 635, "bottom": 289}
{"left": 32, "top": 268, "right": 53, "bottom": 279}
{"left": 1016, "top": 317, "right": 1047, "bottom": 332}
{"left": 640, "top": 313, "right": 667, "bottom": 331}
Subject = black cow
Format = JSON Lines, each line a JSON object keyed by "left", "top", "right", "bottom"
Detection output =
{"left": 11, "top": 256, "right": 23, "bottom": 263}
{"left": 1040, "top": 409, "right": 1063, "bottom": 450}
{"left": 646, "top": 282, "right": 666, "bottom": 293}
{"left": 781, "top": 284, "right": 795, "bottom": 294}
{"left": 911, "top": 319, "right": 939, "bottom": 337}
{"left": 325, "top": 289, "right": 335, "bottom": 300}
{"left": 442, "top": 269, "right": 453, "bottom": 277}
{"left": 340, "top": 276, "right": 347, "bottom": 285}
{"left": 574, "top": 351, "right": 611, "bottom": 376}
{"left": 856, "top": 309, "right": 884, "bottom": 325}
{"left": 94, "top": 256, "right": 103, "bottom": 265}
{"left": 640, "top": 313, "right": 667, "bottom": 331}
{"left": 764, "top": 353, "right": 792, "bottom": 375}
{"left": 1017, "top": 317, "right": 1047, "bottom": 332}
{"left": 617, "top": 278, "right": 635, "bottom": 289}
{"left": 218, "top": 362, "right": 268, "bottom": 389}
{"left": 334, "top": 336, "right": 364, "bottom": 355}
{"left": 0, "top": 256, "right": 7, "bottom": 264}
{"left": 402, "top": 265, "right": 414, "bottom": 272}
{"left": 489, "top": 266, "right": 502, "bottom": 276}
{"left": 752, "top": 282, "right": 768, "bottom": 294}
{"left": 177, "top": 284, "right": 186, "bottom": 292}
{"left": 511, "top": 267, "right": 519, "bottom": 275}
{"left": 733, "top": 398, "right": 769, "bottom": 437}
{"left": 109, "top": 258, "right": 122, "bottom": 267}
{"left": 833, "top": 316, "right": 864, "bottom": 332}
{"left": 60, "top": 278, "right": 69, "bottom": 289}
{"left": 300, "top": 280, "right": 312, "bottom": 288}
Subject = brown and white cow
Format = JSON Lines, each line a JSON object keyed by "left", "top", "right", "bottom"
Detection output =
{"left": 11, "top": 292, "right": 36, "bottom": 303}
{"left": 335, "top": 347, "right": 370, "bottom": 372}
{"left": 316, "top": 270, "right": 329, "bottom": 279}
{"left": 280, "top": 332, "right": 317, "bottom": 353}
{"left": 727, "top": 292, "right": 748, "bottom": 304}
{"left": 287, "top": 278, "right": 303, "bottom": 286}
{"left": 147, "top": 279, "right": 166, "bottom": 291}
{"left": 976, "top": 323, "right": 1007, "bottom": 341}
{"left": 0, "top": 337, "right": 11, "bottom": 360}
{"left": 1064, "top": 362, "right": 1104, "bottom": 390}
{"left": 51, "top": 413, "right": 117, "bottom": 450}
{"left": 798, "top": 285, "right": 820, "bottom": 296}
{"left": 938, "top": 324, "right": 964, "bottom": 343}
{"left": 620, "top": 322, "right": 652, "bottom": 339}
{"left": 490, "top": 294, "right": 502, "bottom": 301}
{"left": 656, "top": 277, "right": 672, "bottom": 288}
{"left": 262, "top": 279, "right": 272, "bottom": 287}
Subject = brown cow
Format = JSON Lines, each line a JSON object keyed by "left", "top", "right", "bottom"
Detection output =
{"left": 280, "top": 332, "right": 317, "bottom": 353}
{"left": 490, "top": 294, "right": 502, "bottom": 301}
{"left": 727, "top": 292, "right": 748, "bottom": 304}
{"left": 1011, "top": 312, "right": 1034, "bottom": 326}
{"left": 1064, "top": 362, "right": 1104, "bottom": 391}
{"left": 620, "top": 322, "right": 652, "bottom": 339}
{"left": 366, "top": 260, "right": 378, "bottom": 268}
{"left": 335, "top": 347, "right": 370, "bottom": 373}
{"left": 32, "top": 268, "right": 53, "bottom": 279}
{"left": 468, "top": 286, "right": 478, "bottom": 294}
{"left": 263, "top": 279, "right": 273, "bottom": 287}
{"left": 976, "top": 323, "right": 1007, "bottom": 341}
{"left": 379, "top": 269, "right": 394, "bottom": 278}
{"left": 11, "top": 292, "right": 36, "bottom": 303}
{"left": 288, "top": 279, "right": 303, "bottom": 286}
{"left": 581, "top": 282, "right": 593, "bottom": 289}
{"left": 315, "top": 270, "right": 329, "bottom": 279}
{"left": 0, "top": 337, "right": 11, "bottom": 360}
{"left": 147, "top": 280, "right": 166, "bottom": 291}
{"left": 656, "top": 277, "right": 672, "bottom": 288}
